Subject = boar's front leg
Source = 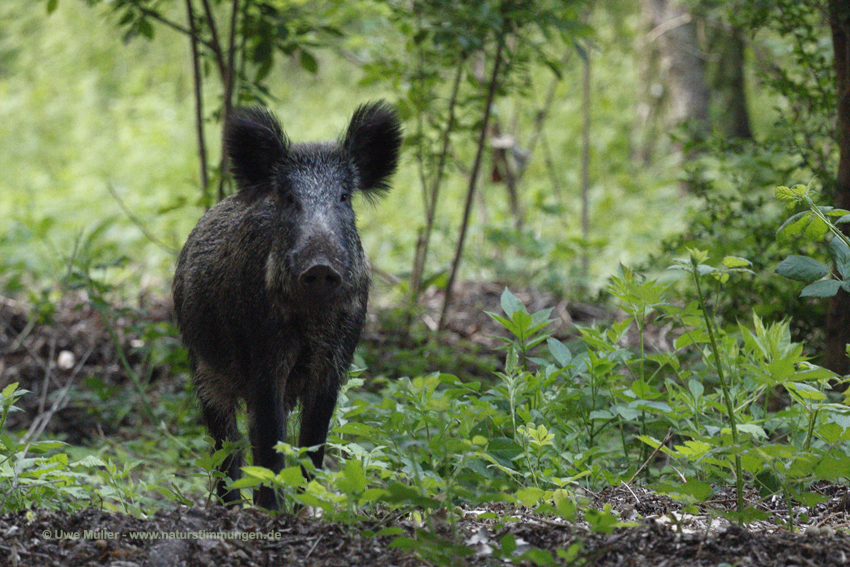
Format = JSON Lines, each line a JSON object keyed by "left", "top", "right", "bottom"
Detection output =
{"left": 247, "top": 377, "right": 288, "bottom": 510}
{"left": 298, "top": 364, "right": 342, "bottom": 471}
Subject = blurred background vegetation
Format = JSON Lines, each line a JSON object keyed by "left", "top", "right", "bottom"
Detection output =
{"left": 0, "top": 0, "right": 844, "bottom": 362}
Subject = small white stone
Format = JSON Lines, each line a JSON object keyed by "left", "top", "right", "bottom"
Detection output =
{"left": 57, "top": 350, "right": 76, "bottom": 370}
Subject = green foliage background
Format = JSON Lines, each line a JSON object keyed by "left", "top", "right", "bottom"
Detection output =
{"left": 0, "top": 0, "right": 698, "bottom": 298}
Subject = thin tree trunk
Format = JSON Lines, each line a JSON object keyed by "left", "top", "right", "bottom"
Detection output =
{"left": 580, "top": 50, "right": 591, "bottom": 279}
{"left": 824, "top": 0, "right": 850, "bottom": 375}
{"left": 185, "top": 0, "right": 209, "bottom": 207}
{"left": 641, "top": 0, "right": 710, "bottom": 187}
{"left": 708, "top": 23, "right": 752, "bottom": 140}
{"left": 410, "top": 61, "right": 465, "bottom": 302}
{"left": 216, "top": 0, "right": 240, "bottom": 201}
{"left": 647, "top": 0, "right": 710, "bottom": 135}
{"left": 439, "top": 40, "right": 505, "bottom": 331}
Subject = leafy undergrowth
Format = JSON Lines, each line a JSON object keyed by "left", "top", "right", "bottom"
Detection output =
{"left": 3, "top": 238, "right": 850, "bottom": 564}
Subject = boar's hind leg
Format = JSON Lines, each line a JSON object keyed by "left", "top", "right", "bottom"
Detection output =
{"left": 200, "top": 398, "right": 243, "bottom": 506}
{"left": 247, "top": 384, "right": 287, "bottom": 510}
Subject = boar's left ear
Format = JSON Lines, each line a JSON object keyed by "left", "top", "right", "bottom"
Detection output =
{"left": 342, "top": 101, "right": 403, "bottom": 200}
{"left": 226, "top": 107, "right": 289, "bottom": 201}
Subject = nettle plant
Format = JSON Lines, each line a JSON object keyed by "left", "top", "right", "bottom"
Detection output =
{"left": 656, "top": 251, "right": 847, "bottom": 526}
{"left": 775, "top": 183, "right": 850, "bottom": 298}
{"left": 228, "top": 268, "right": 850, "bottom": 534}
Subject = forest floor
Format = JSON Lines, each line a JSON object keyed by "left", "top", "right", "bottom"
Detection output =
{"left": 2, "top": 287, "right": 850, "bottom": 566}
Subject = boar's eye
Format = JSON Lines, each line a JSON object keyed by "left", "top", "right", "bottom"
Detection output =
{"left": 284, "top": 193, "right": 295, "bottom": 207}
{"left": 340, "top": 192, "right": 350, "bottom": 203}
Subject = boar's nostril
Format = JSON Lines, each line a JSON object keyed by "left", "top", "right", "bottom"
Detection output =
{"left": 299, "top": 263, "right": 342, "bottom": 295}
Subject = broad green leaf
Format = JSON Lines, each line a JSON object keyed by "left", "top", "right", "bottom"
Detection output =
{"left": 631, "top": 379, "right": 651, "bottom": 399}
{"left": 516, "top": 486, "right": 545, "bottom": 506}
{"left": 816, "top": 422, "right": 848, "bottom": 444}
{"left": 777, "top": 212, "right": 828, "bottom": 240}
{"left": 519, "top": 549, "right": 558, "bottom": 566}
{"left": 553, "top": 489, "right": 576, "bottom": 519}
{"left": 1, "top": 382, "right": 20, "bottom": 399}
{"left": 300, "top": 50, "right": 318, "bottom": 73}
{"left": 240, "top": 465, "right": 275, "bottom": 482}
{"left": 531, "top": 307, "right": 554, "bottom": 326}
{"left": 486, "top": 312, "right": 517, "bottom": 335}
{"left": 675, "top": 329, "right": 710, "bottom": 349}
{"left": 277, "top": 466, "right": 305, "bottom": 487}
{"left": 688, "top": 378, "right": 704, "bottom": 399}
{"left": 499, "top": 533, "right": 517, "bottom": 554}
{"left": 815, "top": 454, "right": 850, "bottom": 481}
{"left": 337, "top": 459, "right": 367, "bottom": 494}
{"left": 388, "top": 537, "right": 418, "bottom": 551}
{"left": 500, "top": 288, "right": 525, "bottom": 317}
{"left": 829, "top": 237, "right": 850, "bottom": 279}
{"left": 801, "top": 279, "right": 842, "bottom": 297}
{"left": 736, "top": 423, "right": 767, "bottom": 439}
{"left": 786, "top": 382, "right": 826, "bottom": 400}
{"left": 673, "top": 440, "right": 711, "bottom": 458}
{"left": 547, "top": 338, "right": 571, "bottom": 367}
{"left": 655, "top": 478, "right": 712, "bottom": 501}
{"left": 776, "top": 255, "right": 829, "bottom": 282}
{"left": 614, "top": 406, "right": 640, "bottom": 421}
{"left": 584, "top": 508, "right": 619, "bottom": 534}
{"left": 722, "top": 256, "right": 751, "bottom": 269}
{"left": 487, "top": 437, "right": 523, "bottom": 463}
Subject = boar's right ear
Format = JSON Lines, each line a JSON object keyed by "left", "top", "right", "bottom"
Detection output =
{"left": 225, "top": 107, "right": 288, "bottom": 199}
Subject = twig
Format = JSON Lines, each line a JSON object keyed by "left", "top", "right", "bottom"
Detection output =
{"left": 0, "top": 544, "right": 53, "bottom": 560}
{"left": 106, "top": 184, "right": 178, "bottom": 254}
{"left": 126, "top": 1, "right": 217, "bottom": 52}
{"left": 620, "top": 481, "right": 642, "bottom": 505}
{"left": 647, "top": 13, "right": 692, "bottom": 43}
{"left": 34, "top": 338, "right": 57, "bottom": 417}
{"left": 200, "top": 0, "right": 227, "bottom": 80}
{"left": 305, "top": 534, "right": 323, "bottom": 559}
{"left": 22, "top": 344, "right": 95, "bottom": 445}
{"left": 627, "top": 428, "right": 673, "bottom": 484}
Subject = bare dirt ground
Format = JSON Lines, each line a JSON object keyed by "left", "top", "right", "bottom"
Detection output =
{"left": 2, "top": 289, "right": 850, "bottom": 566}
{"left": 4, "top": 491, "right": 850, "bottom": 567}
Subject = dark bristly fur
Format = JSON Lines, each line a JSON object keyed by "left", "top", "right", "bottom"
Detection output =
{"left": 172, "top": 101, "right": 402, "bottom": 510}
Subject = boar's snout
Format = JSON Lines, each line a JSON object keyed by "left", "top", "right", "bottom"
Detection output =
{"left": 299, "top": 260, "right": 342, "bottom": 296}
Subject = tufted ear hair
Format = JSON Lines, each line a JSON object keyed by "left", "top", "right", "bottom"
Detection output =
{"left": 341, "top": 101, "right": 403, "bottom": 201}
{"left": 225, "top": 107, "right": 289, "bottom": 200}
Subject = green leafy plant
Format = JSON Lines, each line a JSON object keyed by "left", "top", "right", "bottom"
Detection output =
{"left": 775, "top": 183, "right": 850, "bottom": 297}
{"left": 0, "top": 383, "right": 107, "bottom": 512}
